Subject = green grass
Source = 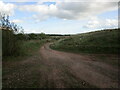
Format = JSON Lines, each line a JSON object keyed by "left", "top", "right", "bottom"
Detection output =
{"left": 51, "top": 29, "right": 120, "bottom": 54}
{"left": 20, "top": 40, "right": 46, "bottom": 56}
{"left": 93, "top": 54, "right": 119, "bottom": 67}
{"left": 3, "top": 40, "right": 46, "bottom": 61}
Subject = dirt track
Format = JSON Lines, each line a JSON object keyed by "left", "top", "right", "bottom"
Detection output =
{"left": 3, "top": 43, "right": 119, "bottom": 88}
{"left": 40, "top": 43, "right": 118, "bottom": 88}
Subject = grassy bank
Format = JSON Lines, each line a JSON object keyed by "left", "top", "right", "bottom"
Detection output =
{"left": 51, "top": 29, "right": 120, "bottom": 54}
{"left": 3, "top": 40, "right": 46, "bottom": 61}
{"left": 20, "top": 40, "right": 46, "bottom": 56}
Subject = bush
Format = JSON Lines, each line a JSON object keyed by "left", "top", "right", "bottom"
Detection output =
{"left": 0, "top": 13, "right": 23, "bottom": 56}
{"left": 2, "top": 30, "right": 21, "bottom": 56}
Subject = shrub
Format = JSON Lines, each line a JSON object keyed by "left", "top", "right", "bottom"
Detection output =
{"left": 0, "top": 13, "right": 23, "bottom": 56}
{"left": 2, "top": 30, "right": 21, "bottom": 56}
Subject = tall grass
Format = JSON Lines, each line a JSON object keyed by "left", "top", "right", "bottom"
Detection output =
{"left": 20, "top": 40, "right": 46, "bottom": 56}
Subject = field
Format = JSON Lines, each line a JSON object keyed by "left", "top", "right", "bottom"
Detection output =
{"left": 51, "top": 29, "right": 120, "bottom": 67}
{"left": 2, "top": 29, "right": 119, "bottom": 88}
{"left": 3, "top": 41, "right": 96, "bottom": 88}
{"left": 1, "top": 5, "right": 119, "bottom": 88}
{"left": 51, "top": 29, "right": 119, "bottom": 54}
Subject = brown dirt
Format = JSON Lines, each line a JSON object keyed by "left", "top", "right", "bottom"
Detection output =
{"left": 40, "top": 43, "right": 119, "bottom": 88}
{"left": 3, "top": 43, "right": 119, "bottom": 88}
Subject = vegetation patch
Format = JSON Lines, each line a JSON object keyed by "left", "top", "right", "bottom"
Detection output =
{"left": 51, "top": 29, "right": 120, "bottom": 54}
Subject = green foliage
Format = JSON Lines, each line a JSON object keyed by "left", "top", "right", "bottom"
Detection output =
{"left": 20, "top": 40, "right": 46, "bottom": 56}
{"left": 0, "top": 13, "right": 24, "bottom": 56}
{"left": 2, "top": 30, "right": 21, "bottom": 56}
{"left": 16, "top": 33, "right": 28, "bottom": 40}
{"left": 51, "top": 29, "right": 120, "bottom": 54}
{"left": 27, "top": 33, "right": 48, "bottom": 40}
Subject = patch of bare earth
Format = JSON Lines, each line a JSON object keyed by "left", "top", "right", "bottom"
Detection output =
{"left": 3, "top": 43, "right": 119, "bottom": 88}
{"left": 40, "top": 43, "right": 119, "bottom": 88}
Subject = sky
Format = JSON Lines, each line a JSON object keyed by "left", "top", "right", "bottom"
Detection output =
{"left": 0, "top": 0, "right": 119, "bottom": 34}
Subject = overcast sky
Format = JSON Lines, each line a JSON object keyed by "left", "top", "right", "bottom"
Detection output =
{"left": 0, "top": 0, "right": 118, "bottom": 34}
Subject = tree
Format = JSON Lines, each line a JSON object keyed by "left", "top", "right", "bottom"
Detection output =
{"left": 0, "top": 13, "right": 24, "bottom": 33}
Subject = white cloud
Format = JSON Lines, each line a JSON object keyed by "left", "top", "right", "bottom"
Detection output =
{"left": 56, "top": 2, "right": 117, "bottom": 19}
{"left": 18, "top": 2, "right": 117, "bottom": 21}
{"left": 32, "top": 14, "right": 50, "bottom": 22}
{"left": 2, "top": 0, "right": 120, "bottom": 2}
{"left": 11, "top": 19, "right": 23, "bottom": 23}
{"left": 0, "top": 1, "right": 16, "bottom": 15}
{"left": 83, "top": 17, "right": 118, "bottom": 29}
{"left": 2, "top": 0, "right": 38, "bottom": 2}
{"left": 24, "top": 28, "right": 36, "bottom": 33}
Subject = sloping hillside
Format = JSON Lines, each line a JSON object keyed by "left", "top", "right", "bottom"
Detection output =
{"left": 51, "top": 29, "right": 120, "bottom": 54}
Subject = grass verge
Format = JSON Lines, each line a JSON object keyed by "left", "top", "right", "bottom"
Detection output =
{"left": 3, "top": 40, "right": 46, "bottom": 61}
